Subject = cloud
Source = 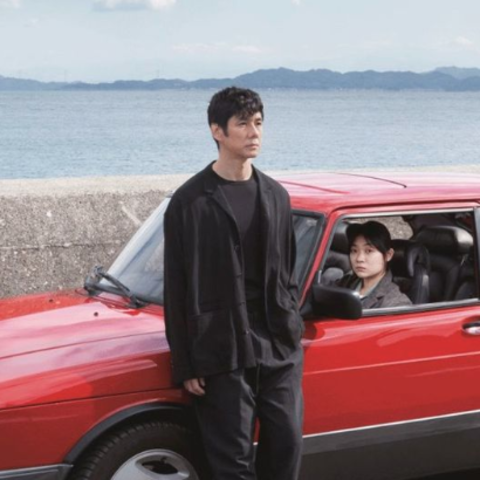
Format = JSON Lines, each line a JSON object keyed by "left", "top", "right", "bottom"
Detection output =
{"left": 173, "top": 43, "right": 268, "bottom": 55}
{"left": 24, "top": 17, "right": 40, "bottom": 27}
{"left": 292, "top": 0, "right": 301, "bottom": 5}
{"left": 453, "top": 36, "right": 475, "bottom": 48}
{"left": 0, "top": 0, "right": 20, "bottom": 8}
{"left": 436, "top": 36, "right": 479, "bottom": 54}
{"left": 94, "top": 0, "right": 176, "bottom": 11}
{"left": 232, "top": 45, "right": 265, "bottom": 54}
{"left": 355, "top": 39, "right": 394, "bottom": 51}
{"left": 172, "top": 43, "right": 225, "bottom": 54}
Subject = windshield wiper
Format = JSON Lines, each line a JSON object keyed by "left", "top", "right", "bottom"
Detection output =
{"left": 84, "top": 265, "right": 147, "bottom": 308}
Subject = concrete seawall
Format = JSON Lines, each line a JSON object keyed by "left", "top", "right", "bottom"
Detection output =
{"left": 0, "top": 174, "right": 190, "bottom": 298}
{"left": 1, "top": 165, "right": 479, "bottom": 299}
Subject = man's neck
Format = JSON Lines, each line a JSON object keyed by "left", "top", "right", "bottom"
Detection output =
{"left": 212, "top": 158, "right": 253, "bottom": 181}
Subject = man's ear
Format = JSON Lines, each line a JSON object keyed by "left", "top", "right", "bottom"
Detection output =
{"left": 210, "top": 123, "right": 228, "bottom": 142}
{"left": 210, "top": 123, "right": 226, "bottom": 143}
{"left": 385, "top": 248, "right": 394, "bottom": 263}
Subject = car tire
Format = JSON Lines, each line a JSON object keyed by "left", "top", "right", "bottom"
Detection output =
{"left": 68, "top": 420, "right": 204, "bottom": 480}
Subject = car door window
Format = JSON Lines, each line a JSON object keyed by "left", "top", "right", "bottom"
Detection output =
{"left": 321, "top": 210, "right": 478, "bottom": 311}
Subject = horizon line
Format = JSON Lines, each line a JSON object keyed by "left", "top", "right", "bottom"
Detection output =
{"left": 1, "top": 65, "right": 478, "bottom": 85}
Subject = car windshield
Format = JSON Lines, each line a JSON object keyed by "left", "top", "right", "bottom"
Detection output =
{"left": 104, "top": 198, "right": 324, "bottom": 305}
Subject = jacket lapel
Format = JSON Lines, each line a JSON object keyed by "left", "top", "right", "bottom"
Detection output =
{"left": 362, "top": 271, "right": 391, "bottom": 308}
{"left": 203, "top": 164, "right": 237, "bottom": 224}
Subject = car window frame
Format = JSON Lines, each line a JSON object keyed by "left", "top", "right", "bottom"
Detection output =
{"left": 318, "top": 206, "right": 480, "bottom": 318}
{"left": 292, "top": 209, "right": 326, "bottom": 294}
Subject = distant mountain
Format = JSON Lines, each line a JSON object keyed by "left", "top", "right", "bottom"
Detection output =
{"left": 229, "top": 68, "right": 462, "bottom": 90}
{"left": 434, "top": 66, "right": 480, "bottom": 80}
{"left": 2, "top": 67, "right": 480, "bottom": 91}
{"left": 0, "top": 75, "right": 66, "bottom": 91}
{"left": 63, "top": 78, "right": 190, "bottom": 90}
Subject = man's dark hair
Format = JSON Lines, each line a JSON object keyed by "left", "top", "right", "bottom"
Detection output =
{"left": 346, "top": 221, "right": 392, "bottom": 254}
{"left": 208, "top": 87, "right": 264, "bottom": 145}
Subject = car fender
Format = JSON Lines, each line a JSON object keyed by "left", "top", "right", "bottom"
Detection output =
{"left": 64, "top": 402, "right": 193, "bottom": 464}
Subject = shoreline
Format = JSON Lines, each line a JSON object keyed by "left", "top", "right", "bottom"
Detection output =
{"left": 1, "top": 163, "right": 480, "bottom": 197}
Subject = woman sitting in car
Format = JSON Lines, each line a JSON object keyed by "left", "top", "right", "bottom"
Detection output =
{"left": 337, "top": 221, "right": 412, "bottom": 309}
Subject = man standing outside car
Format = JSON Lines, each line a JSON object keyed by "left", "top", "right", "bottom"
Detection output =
{"left": 163, "top": 87, "right": 304, "bottom": 480}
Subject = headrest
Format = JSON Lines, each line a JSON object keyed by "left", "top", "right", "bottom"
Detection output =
{"left": 331, "top": 222, "right": 350, "bottom": 254}
{"left": 391, "top": 239, "right": 430, "bottom": 278}
{"left": 414, "top": 226, "right": 473, "bottom": 255}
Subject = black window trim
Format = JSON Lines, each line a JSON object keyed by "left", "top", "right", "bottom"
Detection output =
{"left": 292, "top": 209, "right": 325, "bottom": 295}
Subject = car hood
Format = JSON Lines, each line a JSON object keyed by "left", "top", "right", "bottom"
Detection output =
{"left": 0, "top": 290, "right": 174, "bottom": 409}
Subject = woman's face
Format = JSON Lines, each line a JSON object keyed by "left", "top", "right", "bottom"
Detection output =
{"left": 349, "top": 235, "right": 393, "bottom": 283}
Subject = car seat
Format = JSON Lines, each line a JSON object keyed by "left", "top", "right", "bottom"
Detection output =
{"left": 454, "top": 248, "right": 477, "bottom": 300}
{"left": 413, "top": 226, "right": 474, "bottom": 302}
{"left": 390, "top": 239, "right": 430, "bottom": 304}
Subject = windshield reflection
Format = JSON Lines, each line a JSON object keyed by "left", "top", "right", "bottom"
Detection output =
{"left": 103, "top": 198, "right": 170, "bottom": 305}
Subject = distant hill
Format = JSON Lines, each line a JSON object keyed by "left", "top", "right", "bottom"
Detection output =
{"left": 63, "top": 78, "right": 190, "bottom": 90}
{"left": 0, "top": 75, "right": 66, "bottom": 91}
{"left": 2, "top": 67, "right": 480, "bottom": 91}
{"left": 434, "top": 66, "right": 480, "bottom": 80}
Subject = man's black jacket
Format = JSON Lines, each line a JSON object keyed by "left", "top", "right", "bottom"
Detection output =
{"left": 163, "top": 163, "right": 302, "bottom": 384}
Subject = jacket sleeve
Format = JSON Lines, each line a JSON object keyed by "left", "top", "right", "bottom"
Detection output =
{"left": 163, "top": 197, "right": 195, "bottom": 384}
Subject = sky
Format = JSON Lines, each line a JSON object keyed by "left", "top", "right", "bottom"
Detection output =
{"left": 1, "top": 0, "right": 479, "bottom": 83}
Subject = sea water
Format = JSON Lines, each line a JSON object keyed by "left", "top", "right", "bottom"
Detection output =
{"left": 1, "top": 89, "right": 479, "bottom": 179}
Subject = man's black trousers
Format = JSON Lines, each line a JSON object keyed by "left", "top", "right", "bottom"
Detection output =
{"left": 193, "top": 309, "right": 304, "bottom": 480}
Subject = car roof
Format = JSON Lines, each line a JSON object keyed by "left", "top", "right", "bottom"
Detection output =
{"left": 277, "top": 171, "right": 480, "bottom": 214}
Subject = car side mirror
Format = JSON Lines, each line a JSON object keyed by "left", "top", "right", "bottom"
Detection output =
{"left": 311, "top": 284, "right": 362, "bottom": 320}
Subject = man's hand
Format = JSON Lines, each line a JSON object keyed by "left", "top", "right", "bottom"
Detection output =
{"left": 183, "top": 377, "right": 206, "bottom": 396}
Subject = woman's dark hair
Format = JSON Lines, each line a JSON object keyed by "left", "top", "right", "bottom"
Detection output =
{"left": 346, "top": 221, "right": 392, "bottom": 254}
{"left": 207, "top": 86, "right": 264, "bottom": 140}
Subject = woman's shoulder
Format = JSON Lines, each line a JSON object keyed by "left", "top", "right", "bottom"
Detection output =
{"left": 378, "top": 274, "right": 412, "bottom": 307}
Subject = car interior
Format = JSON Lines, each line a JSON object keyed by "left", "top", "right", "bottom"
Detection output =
{"left": 320, "top": 211, "right": 478, "bottom": 309}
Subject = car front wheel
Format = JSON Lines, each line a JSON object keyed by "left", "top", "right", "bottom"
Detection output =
{"left": 69, "top": 420, "right": 203, "bottom": 480}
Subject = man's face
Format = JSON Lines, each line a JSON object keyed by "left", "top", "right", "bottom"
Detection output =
{"left": 211, "top": 111, "right": 263, "bottom": 161}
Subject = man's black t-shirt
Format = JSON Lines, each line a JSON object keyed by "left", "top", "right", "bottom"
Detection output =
{"left": 212, "top": 168, "right": 264, "bottom": 302}
{"left": 212, "top": 167, "right": 285, "bottom": 365}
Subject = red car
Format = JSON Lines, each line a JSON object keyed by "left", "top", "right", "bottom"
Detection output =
{"left": 1, "top": 171, "right": 480, "bottom": 480}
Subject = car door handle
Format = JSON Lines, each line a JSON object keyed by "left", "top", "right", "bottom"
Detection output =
{"left": 463, "top": 321, "right": 480, "bottom": 336}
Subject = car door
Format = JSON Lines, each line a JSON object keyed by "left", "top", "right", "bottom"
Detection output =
{"left": 300, "top": 205, "right": 480, "bottom": 480}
